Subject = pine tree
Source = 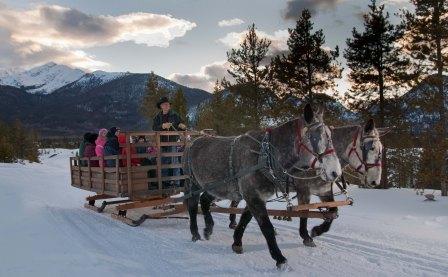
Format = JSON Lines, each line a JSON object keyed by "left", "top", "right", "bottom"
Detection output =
{"left": 225, "top": 24, "right": 274, "bottom": 126}
{"left": 345, "top": 0, "right": 413, "bottom": 125}
{"left": 171, "top": 87, "right": 188, "bottom": 123}
{"left": 401, "top": 0, "right": 448, "bottom": 134}
{"left": 344, "top": 0, "right": 414, "bottom": 188}
{"left": 271, "top": 9, "right": 342, "bottom": 105}
{"left": 196, "top": 80, "right": 245, "bottom": 135}
{"left": 401, "top": 0, "right": 448, "bottom": 196}
{"left": 140, "top": 72, "right": 169, "bottom": 122}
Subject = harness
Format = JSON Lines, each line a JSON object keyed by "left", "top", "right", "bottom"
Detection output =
{"left": 179, "top": 120, "right": 330, "bottom": 204}
{"left": 347, "top": 127, "right": 382, "bottom": 173}
{"left": 295, "top": 120, "right": 336, "bottom": 169}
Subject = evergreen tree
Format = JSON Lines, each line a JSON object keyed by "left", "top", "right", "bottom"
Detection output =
{"left": 171, "top": 87, "right": 188, "bottom": 123}
{"left": 344, "top": 0, "right": 414, "bottom": 188}
{"left": 345, "top": 0, "right": 413, "bottom": 125}
{"left": 225, "top": 24, "right": 274, "bottom": 126}
{"left": 271, "top": 9, "right": 342, "bottom": 105}
{"left": 401, "top": 0, "right": 448, "bottom": 135}
{"left": 140, "top": 72, "right": 169, "bottom": 122}
{"left": 196, "top": 80, "right": 245, "bottom": 135}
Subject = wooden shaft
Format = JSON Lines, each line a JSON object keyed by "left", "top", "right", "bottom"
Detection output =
{"left": 115, "top": 197, "right": 175, "bottom": 211}
{"left": 292, "top": 200, "right": 353, "bottom": 211}
{"left": 209, "top": 206, "right": 336, "bottom": 219}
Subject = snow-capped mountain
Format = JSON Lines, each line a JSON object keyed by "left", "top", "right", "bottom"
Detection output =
{"left": 0, "top": 63, "right": 212, "bottom": 136}
{"left": 0, "top": 62, "right": 128, "bottom": 94}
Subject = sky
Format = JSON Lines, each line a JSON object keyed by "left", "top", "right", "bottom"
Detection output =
{"left": 0, "top": 0, "right": 410, "bottom": 93}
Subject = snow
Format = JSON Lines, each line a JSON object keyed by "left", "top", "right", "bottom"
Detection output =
{"left": 0, "top": 63, "right": 85, "bottom": 94}
{"left": 0, "top": 63, "right": 126, "bottom": 94}
{"left": 1, "top": 149, "right": 447, "bottom": 276}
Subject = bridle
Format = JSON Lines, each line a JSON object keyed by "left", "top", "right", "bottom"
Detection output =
{"left": 295, "top": 119, "right": 336, "bottom": 170}
{"left": 347, "top": 127, "right": 382, "bottom": 173}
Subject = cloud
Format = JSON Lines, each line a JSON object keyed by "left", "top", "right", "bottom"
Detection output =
{"left": 0, "top": 4, "right": 196, "bottom": 69}
{"left": 218, "top": 18, "right": 245, "bottom": 27}
{"left": 218, "top": 29, "right": 289, "bottom": 54}
{"left": 283, "top": 0, "right": 342, "bottom": 20}
{"left": 169, "top": 61, "right": 231, "bottom": 92}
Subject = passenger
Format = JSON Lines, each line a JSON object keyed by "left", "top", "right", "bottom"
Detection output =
{"left": 78, "top": 133, "right": 90, "bottom": 158}
{"left": 95, "top": 128, "right": 108, "bottom": 166}
{"left": 118, "top": 133, "right": 140, "bottom": 167}
{"left": 104, "top": 127, "right": 120, "bottom": 167}
{"left": 83, "top": 133, "right": 99, "bottom": 167}
{"left": 152, "top": 96, "right": 187, "bottom": 187}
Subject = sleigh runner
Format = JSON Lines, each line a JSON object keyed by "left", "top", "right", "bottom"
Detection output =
{"left": 70, "top": 130, "right": 353, "bottom": 227}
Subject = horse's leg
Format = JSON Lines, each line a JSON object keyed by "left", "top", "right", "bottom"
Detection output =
{"left": 231, "top": 207, "right": 252, "bottom": 254}
{"left": 200, "top": 191, "right": 215, "bottom": 240}
{"left": 246, "top": 197, "right": 288, "bottom": 269}
{"left": 228, "top": 200, "right": 240, "bottom": 229}
{"left": 187, "top": 194, "right": 201, "bottom": 241}
{"left": 298, "top": 191, "right": 316, "bottom": 247}
{"left": 311, "top": 194, "right": 336, "bottom": 238}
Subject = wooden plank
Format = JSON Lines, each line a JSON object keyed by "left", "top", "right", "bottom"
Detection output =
{"left": 160, "top": 142, "right": 184, "bottom": 147}
{"left": 125, "top": 132, "right": 133, "bottom": 198}
{"left": 292, "top": 200, "right": 353, "bottom": 211}
{"left": 77, "top": 156, "right": 82, "bottom": 187}
{"left": 156, "top": 133, "right": 162, "bottom": 190}
{"left": 161, "top": 175, "right": 189, "bottom": 181}
{"left": 86, "top": 194, "right": 115, "bottom": 201}
{"left": 209, "top": 206, "right": 337, "bottom": 220}
{"left": 115, "top": 156, "right": 119, "bottom": 196}
{"left": 87, "top": 157, "right": 92, "bottom": 189}
{"left": 160, "top": 163, "right": 183, "bottom": 169}
{"left": 101, "top": 157, "right": 106, "bottom": 192}
{"left": 115, "top": 197, "right": 175, "bottom": 211}
{"left": 160, "top": 152, "right": 183, "bottom": 157}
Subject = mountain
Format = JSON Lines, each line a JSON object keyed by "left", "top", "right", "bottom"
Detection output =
{"left": 0, "top": 63, "right": 212, "bottom": 137}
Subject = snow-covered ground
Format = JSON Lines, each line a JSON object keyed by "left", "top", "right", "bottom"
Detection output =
{"left": 1, "top": 149, "right": 447, "bottom": 277}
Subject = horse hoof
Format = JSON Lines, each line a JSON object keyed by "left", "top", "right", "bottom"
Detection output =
{"left": 203, "top": 229, "right": 213, "bottom": 240}
{"left": 276, "top": 260, "right": 292, "bottom": 271}
{"left": 229, "top": 222, "right": 237, "bottom": 229}
{"left": 192, "top": 234, "right": 201, "bottom": 242}
{"left": 232, "top": 244, "right": 243, "bottom": 254}
{"left": 310, "top": 227, "right": 319, "bottom": 238}
{"left": 303, "top": 239, "right": 316, "bottom": 247}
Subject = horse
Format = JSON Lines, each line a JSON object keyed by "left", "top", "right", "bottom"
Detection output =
{"left": 228, "top": 118, "right": 385, "bottom": 248}
{"left": 183, "top": 104, "right": 342, "bottom": 270}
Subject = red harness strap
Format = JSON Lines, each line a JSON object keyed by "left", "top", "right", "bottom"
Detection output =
{"left": 348, "top": 127, "right": 382, "bottom": 172}
{"left": 295, "top": 119, "right": 335, "bottom": 169}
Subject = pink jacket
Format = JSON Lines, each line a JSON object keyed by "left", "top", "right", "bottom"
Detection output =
{"left": 95, "top": 137, "right": 107, "bottom": 156}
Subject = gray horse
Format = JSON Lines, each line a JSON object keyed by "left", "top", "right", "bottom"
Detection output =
{"left": 230, "top": 119, "right": 384, "bottom": 248}
{"left": 183, "top": 104, "right": 342, "bottom": 270}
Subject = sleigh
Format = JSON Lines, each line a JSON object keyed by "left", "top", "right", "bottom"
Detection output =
{"left": 69, "top": 130, "right": 352, "bottom": 226}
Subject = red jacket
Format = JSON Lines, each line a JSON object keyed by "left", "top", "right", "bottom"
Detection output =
{"left": 83, "top": 143, "right": 99, "bottom": 167}
{"left": 118, "top": 134, "right": 140, "bottom": 166}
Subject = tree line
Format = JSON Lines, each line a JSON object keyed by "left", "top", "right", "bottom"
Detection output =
{"left": 0, "top": 120, "right": 39, "bottom": 163}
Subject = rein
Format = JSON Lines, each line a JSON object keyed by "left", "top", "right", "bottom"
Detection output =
{"left": 295, "top": 120, "right": 335, "bottom": 169}
{"left": 347, "top": 127, "right": 382, "bottom": 173}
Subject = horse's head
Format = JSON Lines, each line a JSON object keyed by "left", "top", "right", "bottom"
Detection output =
{"left": 345, "top": 119, "right": 383, "bottom": 187}
{"left": 294, "top": 104, "right": 342, "bottom": 182}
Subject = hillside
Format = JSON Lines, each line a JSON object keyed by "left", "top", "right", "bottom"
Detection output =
{"left": 0, "top": 63, "right": 212, "bottom": 136}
